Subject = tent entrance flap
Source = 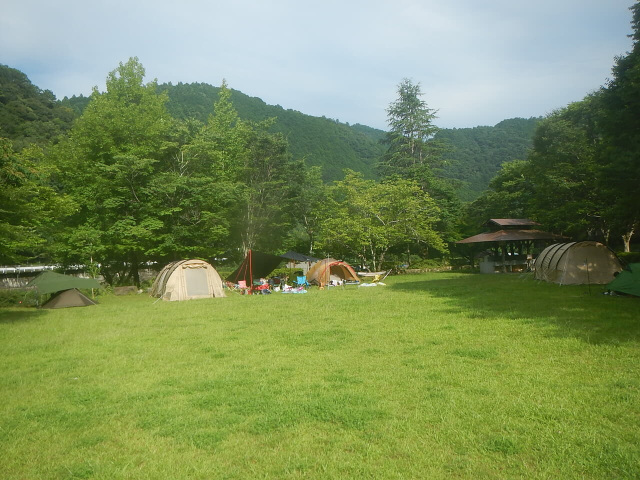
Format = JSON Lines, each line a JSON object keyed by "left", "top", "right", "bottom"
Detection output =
{"left": 184, "top": 266, "right": 209, "bottom": 297}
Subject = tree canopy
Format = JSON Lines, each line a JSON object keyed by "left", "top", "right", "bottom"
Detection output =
{"left": 3, "top": 6, "right": 640, "bottom": 280}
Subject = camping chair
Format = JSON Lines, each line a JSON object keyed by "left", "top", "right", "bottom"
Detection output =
{"left": 237, "top": 280, "right": 250, "bottom": 294}
{"left": 295, "top": 275, "right": 309, "bottom": 288}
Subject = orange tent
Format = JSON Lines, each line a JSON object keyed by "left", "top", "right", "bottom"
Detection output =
{"left": 306, "top": 258, "right": 359, "bottom": 286}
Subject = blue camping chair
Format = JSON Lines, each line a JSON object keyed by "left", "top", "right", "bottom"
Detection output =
{"left": 295, "top": 275, "right": 309, "bottom": 287}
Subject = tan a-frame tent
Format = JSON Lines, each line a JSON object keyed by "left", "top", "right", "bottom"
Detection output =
{"left": 43, "top": 289, "right": 97, "bottom": 309}
{"left": 150, "top": 259, "right": 226, "bottom": 301}
{"left": 534, "top": 241, "right": 622, "bottom": 285}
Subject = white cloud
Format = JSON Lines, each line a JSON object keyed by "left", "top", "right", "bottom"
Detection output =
{"left": 1, "top": 0, "right": 634, "bottom": 129}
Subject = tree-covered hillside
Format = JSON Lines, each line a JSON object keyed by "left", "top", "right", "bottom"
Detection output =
{"left": 2, "top": 64, "right": 538, "bottom": 197}
{"left": 0, "top": 65, "right": 76, "bottom": 150}
{"left": 435, "top": 117, "right": 540, "bottom": 201}
{"left": 158, "top": 82, "right": 385, "bottom": 182}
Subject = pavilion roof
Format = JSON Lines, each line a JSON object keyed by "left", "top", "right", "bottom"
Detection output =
{"left": 484, "top": 218, "right": 540, "bottom": 228}
{"left": 456, "top": 229, "right": 565, "bottom": 244}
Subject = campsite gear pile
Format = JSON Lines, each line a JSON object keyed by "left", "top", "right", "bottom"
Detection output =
{"left": 223, "top": 251, "right": 361, "bottom": 295}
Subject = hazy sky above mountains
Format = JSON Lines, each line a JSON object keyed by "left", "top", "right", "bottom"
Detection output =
{"left": 1, "top": 0, "right": 634, "bottom": 130}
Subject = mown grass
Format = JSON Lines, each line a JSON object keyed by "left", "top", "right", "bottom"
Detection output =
{"left": 1, "top": 272, "right": 639, "bottom": 479}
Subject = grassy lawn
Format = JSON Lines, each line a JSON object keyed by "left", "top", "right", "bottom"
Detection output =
{"left": 1, "top": 272, "right": 639, "bottom": 479}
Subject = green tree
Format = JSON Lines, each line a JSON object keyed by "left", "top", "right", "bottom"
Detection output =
{"left": 317, "top": 171, "right": 445, "bottom": 270}
{"left": 180, "top": 81, "right": 302, "bottom": 256}
{"left": 236, "top": 126, "right": 303, "bottom": 253}
{"left": 465, "top": 159, "right": 535, "bottom": 228}
{"left": 0, "top": 139, "right": 74, "bottom": 264}
{"left": 378, "top": 79, "right": 462, "bottom": 247}
{"left": 526, "top": 98, "right": 605, "bottom": 240}
{"left": 598, "top": 1, "right": 640, "bottom": 251}
{"left": 290, "top": 165, "right": 327, "bottom": 256}
{"left": 378, "top": 78, "right": 441, "bottom": 179}
{"left": 148, "top": 80, "right": 252, "bottom": 262}
{"left": 52, "top": 58, "right": 173, "bottom": 285}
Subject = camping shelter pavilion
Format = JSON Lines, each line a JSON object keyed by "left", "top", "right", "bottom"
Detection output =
{"left": 457, "top": 219, "right": 566, "bottom": 273}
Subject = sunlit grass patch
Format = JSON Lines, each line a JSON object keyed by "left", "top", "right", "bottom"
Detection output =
{"left": 1, "top": 272, "right": 639, "bottom": 479}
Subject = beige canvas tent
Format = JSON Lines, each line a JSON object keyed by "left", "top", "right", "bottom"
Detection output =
{"left": 150, "top": 259, "right": 226, "bottom": 301}
{"left": 534, "top": 241, "right": 622, "bottom": 285}
{"left": 306, "top": 258, "right": 360, "bottom": 286}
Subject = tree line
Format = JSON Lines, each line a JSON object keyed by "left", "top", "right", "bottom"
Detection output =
{"left": 1, "top": 59, "right": 450, "bottom": 284}
{"left": 465, "top": 2, "right": 640, "bottom": 254}
{"left": 1, "top": 2, "right": 638, "bottom": 283}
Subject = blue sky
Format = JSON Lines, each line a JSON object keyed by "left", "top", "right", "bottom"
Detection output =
{"left": 1, "top": 0, "right": 635, "bottom": 130}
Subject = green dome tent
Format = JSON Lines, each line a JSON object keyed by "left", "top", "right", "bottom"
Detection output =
{"left": 607, "top": 263, "right": 640, "bottom": 297}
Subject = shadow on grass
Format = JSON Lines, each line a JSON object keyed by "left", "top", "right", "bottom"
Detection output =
{"left": 390, "top": 274, "right": 640, "bottom": 345}
{"left": 0, "top": 307, "right": 47, "bottom": 324}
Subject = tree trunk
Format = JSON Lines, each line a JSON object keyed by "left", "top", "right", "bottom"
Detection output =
{"left": 370, "top": 244, "right": 377, "bottom": 271}
{"left": 622, "top": 226, "right": 635, "bottom": 253}
{"left": 129, "top": 255, "right": 141, "bottom": 287}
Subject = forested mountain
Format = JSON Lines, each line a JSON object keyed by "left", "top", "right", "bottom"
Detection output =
{"left": 436, "top": 117, "right": 540, "bottom": 201}
{"left": 158, "top": 82, "right": 538, "bottom": 192}
{"left": 0, "top": 65, "right": 76, "bottom": 150}
{"left": 158, "top": 82, "right": 385, "bottom": 182}
{"left": 2, "top": 64, "right": 537, "bottom": 196}
{"left": 57, "top": 81, "right": 386, "bottom": 182}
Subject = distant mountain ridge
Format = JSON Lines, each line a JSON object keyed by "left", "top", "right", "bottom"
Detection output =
{"left": 1, "top": 64, "right": 539, "bottom": 198}
{"left": 158, "top": 82, "right": 385, "bottom": 182}
{"left": 435, "top": 117, "right": 541, "bottom": 201}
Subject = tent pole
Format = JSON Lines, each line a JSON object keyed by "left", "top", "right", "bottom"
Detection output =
{"left": 249, "top": 250, "right": 253, "bottom": 293}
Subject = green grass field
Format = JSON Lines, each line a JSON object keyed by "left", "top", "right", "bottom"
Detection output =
{"left": 1, "top": 272, "right": 639, "bottom": 479}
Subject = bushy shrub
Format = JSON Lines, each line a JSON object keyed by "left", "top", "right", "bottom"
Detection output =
{"left": 270, "top": 266, "right": 303, "bottom": 281}
{"left": 617, "top": 251, "right": 640, "bottom": 265}
{"left": 0, "top": 289, "right": 38, "bottom": 307}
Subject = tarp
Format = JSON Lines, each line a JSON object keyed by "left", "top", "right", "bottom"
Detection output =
{"left": 150, "top": 259, "right": 226, "bottom": 301}
{"left": 534, "top": 241, "right": 622, "bottom": 285}
{"left": 26, "top": 271, "right": 101, "bottom": 295}
{"left": 280, "top": 251, "right": 319, "bottom": 263}
{"left": 42, "top": 289, "right": 98, "bottom": 309}
{"left": 306, "top": 258, "right": 360, "bottom": 286}
{"left": 226, "top": 250, "right": 283, "bottom": 285}
{"left": 607, "top": 263, "right": 640, "bottom": 297}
